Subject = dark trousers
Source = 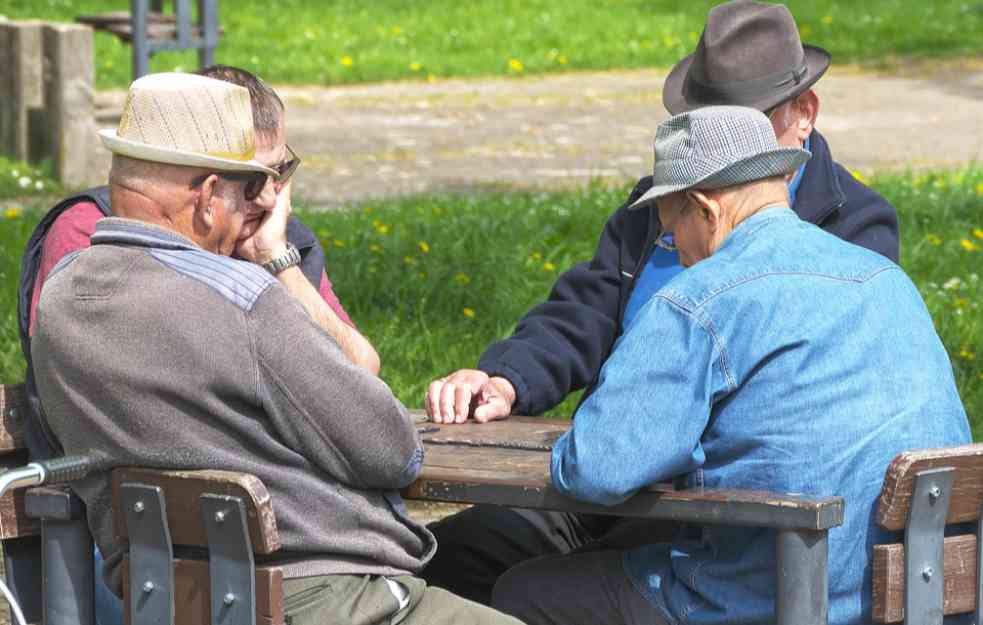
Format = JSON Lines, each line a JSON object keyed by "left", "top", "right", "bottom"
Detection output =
{"left": 421, "top": 505, "right": 678, "bottom": 623}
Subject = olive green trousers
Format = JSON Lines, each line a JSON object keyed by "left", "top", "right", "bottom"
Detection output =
{"left": 283, "top": 573, "right": 524, "bottom": 625}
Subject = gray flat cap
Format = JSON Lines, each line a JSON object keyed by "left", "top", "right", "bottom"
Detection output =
{"left": 629, "top": 105, "right": 810, "bottom": 210}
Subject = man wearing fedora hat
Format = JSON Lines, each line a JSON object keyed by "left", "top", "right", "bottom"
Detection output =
{"left": 30, "top": 72, "right": 521, "bottom": 625}
{"left": 422, "top": 0, "right": 900, "bottom": 605}
{"left": 488, "top": 105, "right": 968, "bottom": 625}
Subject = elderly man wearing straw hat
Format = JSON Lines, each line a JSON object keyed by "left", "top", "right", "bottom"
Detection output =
{"left": 30, "top": 72, "right": 522, "bottom": 625}
{"left": 423, "top": 0, "right": 900, "bottom": 605}
{"left": 487, "top": 106, "right": 969, "bottom": 625}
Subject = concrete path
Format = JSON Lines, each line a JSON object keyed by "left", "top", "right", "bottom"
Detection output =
{"left": 90, "top": 59, "right": 983, "bottom": 208}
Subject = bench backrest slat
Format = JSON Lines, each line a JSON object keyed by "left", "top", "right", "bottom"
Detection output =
{"left": 111, "top": 467, "right": 280, "bottom": 554}
{"left": 877, "top": 444, "right": 983, "bottom": 531}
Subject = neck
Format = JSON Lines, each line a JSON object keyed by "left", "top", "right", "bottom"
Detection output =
{"left": 724, "top": 181, "right": 790, "bottom": 230}
{"left": 111, "top": 184, "right": 201, "bottom": 246}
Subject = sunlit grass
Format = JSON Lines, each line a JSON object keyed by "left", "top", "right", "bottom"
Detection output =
{"left": 3, "top": 168, "right": 979, "bottom": 432}
{"left": 2, "top": 0, "right": 980, "bottom": 89}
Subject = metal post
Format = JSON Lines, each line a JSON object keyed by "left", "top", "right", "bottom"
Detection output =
{"left": 42, "top": 518, "right": 95, "bottom": 625}
{"left": 201, "top": 495, "right": 256, "bottom": 625}
{"left": 175, "top": 0, "right": 191, "bottom": 47}
{"left": 121, "top": 483, "right": 175, "bottom": 625}
{"left": 130, "top": 0, "right": 150, "bottom": 79}
{"left": 776, "top": 528, "right": 829, "bottom": 625}
{"left": 905, "top": 468, "right": 954, "bottom": 625}
{"left": 198, "top": 0, "right": 218, "bottom": 68}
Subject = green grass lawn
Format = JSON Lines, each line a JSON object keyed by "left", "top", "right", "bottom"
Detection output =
{"left": 2, "top": 1, "right": 981, "bottom": 89}
{"left": 1, "top": 167, "right": 981, "bottom": 434}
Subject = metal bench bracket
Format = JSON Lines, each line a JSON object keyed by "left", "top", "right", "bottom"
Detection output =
{"left": 201, "top": 494, "right": 256, "bottom": 625}
{"left": 905, "top": 467, "right": 954, "bottom": 625}
{"left": 121, "top": 483, "right": 174, "bottom": 625}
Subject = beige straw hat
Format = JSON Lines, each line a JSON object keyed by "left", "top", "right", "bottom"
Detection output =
{"left": 99, "top": 72, "right": 276, "bottom": 176}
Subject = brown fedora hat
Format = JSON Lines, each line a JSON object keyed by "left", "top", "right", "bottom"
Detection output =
{"left": 663, "top": 1, "right": 831, "bottom": 115}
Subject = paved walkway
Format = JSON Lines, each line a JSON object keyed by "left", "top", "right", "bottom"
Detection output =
{"left": 91, "top": 58, "right": 983, "bottom": 208}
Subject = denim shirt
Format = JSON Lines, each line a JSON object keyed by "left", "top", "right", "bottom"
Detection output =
{"left": 552, "top": 207, "right": 970, "bottom": 625}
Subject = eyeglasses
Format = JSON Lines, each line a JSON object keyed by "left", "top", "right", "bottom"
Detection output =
{"left": 190, "top": 170, "right": 269, "bottom": 202}
{"left": 272, "top": 144, "right": 301, "bottom": 190}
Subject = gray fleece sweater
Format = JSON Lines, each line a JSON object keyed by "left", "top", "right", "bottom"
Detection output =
{"left": 31, "top": 218, "right": 434, "bottom": 594}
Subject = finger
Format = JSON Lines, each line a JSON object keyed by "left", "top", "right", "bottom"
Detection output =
{"left": 473, "top": 398, "right": 510, "bottom": 423}
{"left": 426, "top": 379, "right": 445, "bottom": 422}
{"left": 454, "top": 385, "right": 472, "bottom": 424}
{"left": 439, "top": 383, "right": 457, "bottom": 424}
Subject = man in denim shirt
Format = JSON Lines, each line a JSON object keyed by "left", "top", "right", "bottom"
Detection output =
{"left": 490, "top": 107, "right": 970, "bottom": 625}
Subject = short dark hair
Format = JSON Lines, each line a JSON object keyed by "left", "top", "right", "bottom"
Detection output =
{"left": 195, "top": 65, "right": 283, "bottom": 134}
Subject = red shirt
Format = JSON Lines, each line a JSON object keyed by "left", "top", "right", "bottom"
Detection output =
{"left": 29, "top": 202, "right": 355, "bottom": 334}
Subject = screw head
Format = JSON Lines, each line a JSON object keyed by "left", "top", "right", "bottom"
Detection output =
{"left": 922, "top": 566, "right": 934, "bottom": 581}
{"left": 215, "top": 510, "right": 226, "bottom": 523}
{"left": 7, "top": 408, "right": 17, "bottom": 421}
{"left": 133, "top": 501, "right": 145, "bottom": 513}
{"left": 142, "top": 580, "right": 155, "bottom": 593}
{"left": 223, "top": 592, "right": 235, "bottom": 606}
{"left": 929, "top": 486, "right": 942, "bottom": 502}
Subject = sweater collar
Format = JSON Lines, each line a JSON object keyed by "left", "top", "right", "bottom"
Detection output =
{"left": 90, "top": 218, "right": 201, "bottom": 251}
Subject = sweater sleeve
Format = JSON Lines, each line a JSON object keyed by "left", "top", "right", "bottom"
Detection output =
{"left": 828, "top": 162, "right": 900, "bottom": 263}
{"left": 248, "top": 285, "right": 421, "bottom": 490}
{"left": 477, "top": 180, "right": 655, "bottom": 415}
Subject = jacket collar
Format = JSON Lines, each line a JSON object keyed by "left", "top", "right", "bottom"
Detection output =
{"left": 90, "top": 217, "right": 201, "bottom": 251}
{"left": 792, "top": 129, "right": 845, "bottom": 226}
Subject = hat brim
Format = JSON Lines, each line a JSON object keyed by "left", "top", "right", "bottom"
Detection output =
{"left": 99, "top": 129, "right": 278, "bottom": 176}
{"left": 663, "top": 44, "right": 831, "bottom": 115}
{"left": 628, "top": 146, "right": 810, "bottom": 210}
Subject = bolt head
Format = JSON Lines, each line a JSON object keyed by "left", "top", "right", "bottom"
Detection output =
{"left": 215, "top": 510, "right": 226, "bottom": 523}
{"left": 223, "top": 592, "right": 235, "bottom": 605}
{"left": 133, "top": 501, "right": 145, "bottom": 513}
{"left": 7, "top": 408, "right": 17, "bottom": 420}
{"left": 922, "top": 566, "right": 934, "bottom": 581}
{"left": 929, "top": 486, "right": 942, "bottom": 501}
{"left": 142, "top": 580, "right": 155, "bottom": 593}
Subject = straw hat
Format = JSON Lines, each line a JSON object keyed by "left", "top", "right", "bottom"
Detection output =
{"left": 629, "top": 106, "right": 810, "bottom": 209}
{"left": 99, "top": 73, "right": 276, "bottom": 176}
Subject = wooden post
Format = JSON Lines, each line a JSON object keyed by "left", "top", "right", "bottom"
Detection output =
{"left": 42, "top": 23, "right": 97, "bottom": 188}
{"left": 0, "top": 20, "right": 44, "bottom": 162}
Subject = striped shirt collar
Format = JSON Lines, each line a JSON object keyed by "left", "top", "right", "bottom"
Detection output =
{"left": 90, "top": 218, "right": 201, "bottom": 251}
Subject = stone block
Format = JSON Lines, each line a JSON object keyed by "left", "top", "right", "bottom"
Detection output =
{"left": 42, "top": 23, "right": 97, "bottom": 188}
{"left": 0, "top": 21, "right": 44, "bottom": 161}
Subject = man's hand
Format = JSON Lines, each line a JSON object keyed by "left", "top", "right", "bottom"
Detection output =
{"left": 235, "top": 181, "right": 291, "bottom": 265}
{"left": 426, "top": 369, "right": 516, "bottom": 424}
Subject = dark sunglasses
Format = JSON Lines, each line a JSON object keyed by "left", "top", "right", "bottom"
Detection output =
{"left": 190, "top": 170, "right": 270, "bottom": 202}
{"left": 272, "top": 144, "right": 301, "bottom": 190}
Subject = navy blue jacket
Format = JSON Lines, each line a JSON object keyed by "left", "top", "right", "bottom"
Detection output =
{"left": 477, "top": 130, "right": 900, "bottom": 416}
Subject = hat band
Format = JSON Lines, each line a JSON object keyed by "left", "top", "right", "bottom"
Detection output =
{"left": 685, "top": 62, "right": 808, "bottom": 105}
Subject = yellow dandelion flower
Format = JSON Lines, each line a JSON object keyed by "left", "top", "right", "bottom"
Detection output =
{"left": 340, "top": 55, "right": 354, "bottom": 67}
{"left": 925, "top": 234, "right": 942, "bottom": 246}
{"left": 454, "top": 272, "right": 471, "bottom": 285}
{"left": 403, "top": 255, "right": 416, "bottom": 265}
{"left": 369, "top": 243, "right": 383, "bottom": 253}
{"left": 418, "top": 241, "right": 430, "bottom": 253}
{"left": 392, "top": 25, "right": 403, "bottom": 36}
{"left": 410, "top": 61, "right": 422, "bottom": 72}
{"left": 375, "top": 223, "right": 389, "bottom": 235}
{"left": 333, "top": 239, "right": 346, "bottom": 248}
{"left": 662, "top": 35, "right": 678, "bottom": 48}
{"left": 427, "top": 74, "right": 437, "bottom": 83}
{"left": 974, "top": 228, "right": 983, "bottom": 240}
{"left": 959, "top": 347, "right": 975, "bottom": 361}
{"left": 543, "top": 261, "right": 557, "bottom": 272}
{"left": 821, "top": 15, "right": 833, "bottom": 25}
{"left": 850, "top": 169, "right": 868, "bottom": 185}
{"left": 4, "top": 206, "right": 23, "bottom": 219}
{"left": 530, "top": 251, "right": 542, "bottom": 261}
{"left": 960, "top": 239, "right": 980, "bottom": 252}
{"left": 975, "top": 182, "right": 983, "bottom": 196}
{"left": 557, "top": 54, "right": 568, "bottom": 65}
{"left": 462, "top": 307, "right": 475, "bottom": 319}
{"left": 508, "top": 58, "right": 524, "bottom": 72}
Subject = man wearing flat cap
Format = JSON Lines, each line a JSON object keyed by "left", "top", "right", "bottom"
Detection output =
{"left": 489, "top": 106, "right": 969, "bottom": 625}
{"left": 31, "top": 73, "right": 521, "bottom": 625}
{"left": 423, "top": 0, "right": 901, "bottom": 605}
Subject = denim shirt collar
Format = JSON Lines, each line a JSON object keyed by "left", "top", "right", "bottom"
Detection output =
{"left": 90, "top": 217, "right": 201, "bottom": 252}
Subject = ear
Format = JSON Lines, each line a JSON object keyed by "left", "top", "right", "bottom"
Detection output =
{"left": 689, "top": 190, "right": 722, "bottom": 230}
{"left": 192, "top": 174, "right": 219, "bottom": 233}
{"left": 795, "top": 89, "right": 820, "bottom": 143}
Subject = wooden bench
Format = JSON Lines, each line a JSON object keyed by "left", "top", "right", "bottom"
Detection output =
{"left": 76, "top": 0, "right": 220, "bottom": 79}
